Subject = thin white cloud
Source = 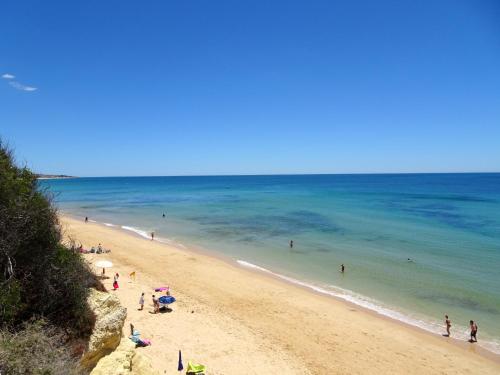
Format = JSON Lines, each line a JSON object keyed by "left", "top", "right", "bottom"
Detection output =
{"left": 2, "top": 73, "right": 15, "bottom": 79}
{"left": 8, "top": 81, "right": 37, "bottom": 92}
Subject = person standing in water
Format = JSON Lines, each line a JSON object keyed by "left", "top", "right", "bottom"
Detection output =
{"left": 445, "top": 315, "right": 451, "bottom": 336}
{"left": 470, "top": 320, "right": 478, "bottom": 342}
{"left": 341, "top": 264, "right": 345, "bottom": 273}
{"left": 289, "top": 240, "right": 293, "bottom": 249}
{"left": 151, "top": 232, "right": 154, "bottom": 241}
{"left": 162, "top": 213, "right": 166, "bottom": 218}
{"left": 85, "top": 216, "right": 88, "bottom": 223}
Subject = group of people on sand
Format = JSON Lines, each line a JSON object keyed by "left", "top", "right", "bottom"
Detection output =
{"left": 444, "top": 315, "right": 479, "bottom": 343}
{"left": 138, "top": 291, "right": 170, "bottom": 314}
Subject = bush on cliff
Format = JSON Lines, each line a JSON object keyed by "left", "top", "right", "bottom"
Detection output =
{"left": 0, "top": 320, "right": 85, "bottom": 375}
{"left": 0, "top": 142, "right": 102, "bottom": 373}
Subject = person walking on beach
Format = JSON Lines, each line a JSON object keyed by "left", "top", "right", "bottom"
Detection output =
{"left": 139, "top": 292, "right": 145, "bottom": 310}
{"left": 289, "top": 240, "right": 293, "bottom": 249}
{"left": 341, "top": 264, "right": 345, "bottom": 273}
{"left": 445, "top": 315, "right": 451, "bottom": 336}
{"left": 113, "top": 273, "right": 119, "bottom": 290}
{"left": 151, "top": 232, "right": 154, "bottom": 241}
{"left": 469, "top": 320, "right": 478, "bottom": 342}
{"left": 85, "top": 216, "right": 88, "bottom": 223}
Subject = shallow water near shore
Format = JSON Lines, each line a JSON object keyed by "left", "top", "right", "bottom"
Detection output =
{"left": 41, "top": 173, "right": 500, "bottom": 353}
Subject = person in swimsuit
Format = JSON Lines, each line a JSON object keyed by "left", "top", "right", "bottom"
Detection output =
{"left": 113, "top": 273, "right": 119, "bottom": 290}
{"left": 290, "top": 240, "right": 293, "bottom": 248}
{"left": 152, "top": 295, "right": 159, "bottom": 314}
{"left": 470, "top": 320, "right": 478, "bottom": 342}
{"left": 139, "top": 293, "right": 145, "bottom": 310}
{"left": 341, "top": 264, "right": 345, "bottom": 273}
{"left": 445, "top": 315, "right": 451, "bottom": 336}
{"left": 85, "top": 216, "right": 88, "bottom": 223}
{"left": 151, "top": 232, "right": 154, "bottom": 241}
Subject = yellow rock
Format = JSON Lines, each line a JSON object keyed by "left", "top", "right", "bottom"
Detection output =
{"left": 90, "top": 339, "right": 159, "bottom": 375}
{"left": 81, "top": 289, "right": 127, "bottom": 369}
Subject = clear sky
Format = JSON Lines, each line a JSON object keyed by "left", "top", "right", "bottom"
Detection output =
{"left": 1, "top": 0, "right": 499, "bottom": 176}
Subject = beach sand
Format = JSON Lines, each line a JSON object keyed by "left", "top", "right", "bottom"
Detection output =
{"left": 61, "top": 215, "right": 500, "bottom": 374}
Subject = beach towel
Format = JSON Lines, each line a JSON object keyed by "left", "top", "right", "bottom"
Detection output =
{"left": 186, "top": 361, "right": 206, "bottom": 374}
{"left": 136, "top": 338, "right": 151, "bottom": 347}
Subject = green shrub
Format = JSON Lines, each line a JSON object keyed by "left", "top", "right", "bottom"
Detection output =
{"left": 0, "top": 141, "right": 101, "bottom": 338}
{"left": 0, "top": 319, "right": 85, "bottom": 375}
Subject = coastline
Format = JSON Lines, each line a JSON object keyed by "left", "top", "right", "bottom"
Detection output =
{"left": 60, "top": 214, "right": 500, "bottom": 374}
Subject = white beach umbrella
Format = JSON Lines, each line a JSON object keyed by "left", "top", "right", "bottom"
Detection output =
{"left": 95, "top": 260, "right": 113, "bottom": 268}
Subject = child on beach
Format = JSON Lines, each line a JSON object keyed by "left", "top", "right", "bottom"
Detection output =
{"left": 113, "top": 273, "right": 119, "bottom": 290}
{"left": 139, "top": 293, "right": 145, "bottom": 310}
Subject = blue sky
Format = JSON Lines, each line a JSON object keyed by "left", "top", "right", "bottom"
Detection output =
{"left": 1, "top": 0, "right": 499, "bottom": 176}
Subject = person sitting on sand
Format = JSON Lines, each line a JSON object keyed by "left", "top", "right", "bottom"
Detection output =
{"left": 445, "top": 315, "right": 451, "bottom": 336}
{"left": 139, "top": 292, "right": 145, "bottom": 310}
{"left": 470, "top": 320, "right": 478, "bottom": 342}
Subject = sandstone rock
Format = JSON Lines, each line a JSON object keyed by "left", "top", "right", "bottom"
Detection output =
{"left": 81, "top": 289, "right": 127, "bottom": 369}
{"left": 90, "top": 339, "right": 159, "bottom": 375}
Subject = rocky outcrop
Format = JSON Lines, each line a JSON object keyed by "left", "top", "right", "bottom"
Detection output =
{"left": 90, "top": 339, "right": 159, "bottom": 375}
{"left": 81, "top": 289, "right": 127, "bottom": 369}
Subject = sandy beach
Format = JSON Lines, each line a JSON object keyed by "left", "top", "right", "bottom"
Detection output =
{"left": 60, "top": 215, "right": 500, "bottom": 374}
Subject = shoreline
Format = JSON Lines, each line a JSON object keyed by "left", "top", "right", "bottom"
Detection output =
{"left": 63, "top": 212, "right": 500, "bottom": 360}
{"left": 60, "top": 214, "right": 500, "bottom": 373}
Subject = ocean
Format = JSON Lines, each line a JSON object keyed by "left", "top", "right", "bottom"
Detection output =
{"left": 40, "top": 173, "right": 500, "bottom": 353}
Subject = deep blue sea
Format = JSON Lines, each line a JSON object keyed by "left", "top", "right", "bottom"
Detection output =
{"left": 40, "top": 174, "right": 500, "bottom": 353}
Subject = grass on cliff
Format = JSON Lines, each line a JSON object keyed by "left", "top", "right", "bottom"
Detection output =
{"left": 0, "top": 141, "right": 103, "bottom": 373}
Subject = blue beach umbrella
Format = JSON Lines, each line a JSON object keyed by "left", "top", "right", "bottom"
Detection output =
{"left": 178, "top": 350, "right": 183, "bottom": 371}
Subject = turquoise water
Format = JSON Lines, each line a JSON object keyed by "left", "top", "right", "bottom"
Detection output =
{"left": 41, "top": 174, "right": 500, "bottom": 353}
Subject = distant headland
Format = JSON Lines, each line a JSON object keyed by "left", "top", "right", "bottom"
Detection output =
{"left": 36, "top": 174, "right": 77, "bottom": 179}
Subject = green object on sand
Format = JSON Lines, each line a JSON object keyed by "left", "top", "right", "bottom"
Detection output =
{"left": 186, "top": 361, "right": 206, "bottom": 374}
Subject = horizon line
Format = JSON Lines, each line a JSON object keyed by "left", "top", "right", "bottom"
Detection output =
{"left": 38, "top": 171, "right": 500, "bottom": 179}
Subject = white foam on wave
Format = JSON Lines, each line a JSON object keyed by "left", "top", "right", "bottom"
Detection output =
{"left": 121, "top": 225, "right": 151, "bottom": 239}
{"left": 236, "top": 260, "right": 500, "bottom": 354}
{"left": 103, "top": 222, "right": 115, "bottom": 227}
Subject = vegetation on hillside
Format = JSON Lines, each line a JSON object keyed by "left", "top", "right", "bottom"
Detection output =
{"left": 0, "top": 142, "right": 101, "bottom": 374}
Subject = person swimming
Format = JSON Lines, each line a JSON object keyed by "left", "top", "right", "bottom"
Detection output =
{"left": 289, "top": 240, "right": 293, "bottom": 248}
